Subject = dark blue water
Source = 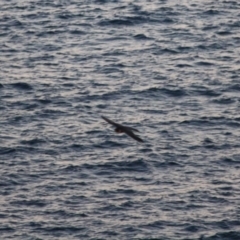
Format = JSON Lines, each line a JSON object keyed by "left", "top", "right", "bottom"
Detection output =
{"left": 1, "top": 0, "right": 240, "bottom": 239}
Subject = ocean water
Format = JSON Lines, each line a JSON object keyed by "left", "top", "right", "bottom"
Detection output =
{"left": 1, "top": 0, "right": 240, "bottom": 239}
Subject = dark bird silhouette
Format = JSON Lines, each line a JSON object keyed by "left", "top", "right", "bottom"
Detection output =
{"left": 101, "top": 116, "right": 143, "bottom": 142}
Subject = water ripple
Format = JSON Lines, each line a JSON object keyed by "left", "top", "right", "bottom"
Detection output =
{"left": 1, "top": 0, "right": 240, "bottom": 239}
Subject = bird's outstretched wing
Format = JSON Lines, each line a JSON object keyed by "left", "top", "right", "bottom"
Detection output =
{"left": 124, "top": 129, "right": 144, "bottom": 142}
{"left": 102, "top": 116, "right": 139, "bottom": 131}
{"left": 101, "top": 116, "right": 122, "bottom": 128}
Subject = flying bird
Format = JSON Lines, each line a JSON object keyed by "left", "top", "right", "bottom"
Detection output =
{"left": 101, "top": 116, "right": 143, "bottom": 142}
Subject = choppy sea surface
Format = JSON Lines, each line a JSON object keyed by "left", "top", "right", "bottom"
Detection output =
{"left": 1, "top": 0, "right": 240, "bottom": 239}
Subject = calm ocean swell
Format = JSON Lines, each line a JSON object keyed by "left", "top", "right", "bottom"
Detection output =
{"left": 1, "top": 0, "right": 240, "bottom": 239}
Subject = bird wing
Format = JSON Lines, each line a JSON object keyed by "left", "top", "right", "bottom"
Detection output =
{"left": 101, "top": 116, "right": 122, "bottom": 128}
{"left": 124, "top": 129, "right": 144, "bottom": 142}
{"left": 102, "top": 116, "right": 139, "bottom": 132}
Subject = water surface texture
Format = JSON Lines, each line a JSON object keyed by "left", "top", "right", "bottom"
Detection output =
{"left": 1, "top": 0, "right": 240, "bottom": 239}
